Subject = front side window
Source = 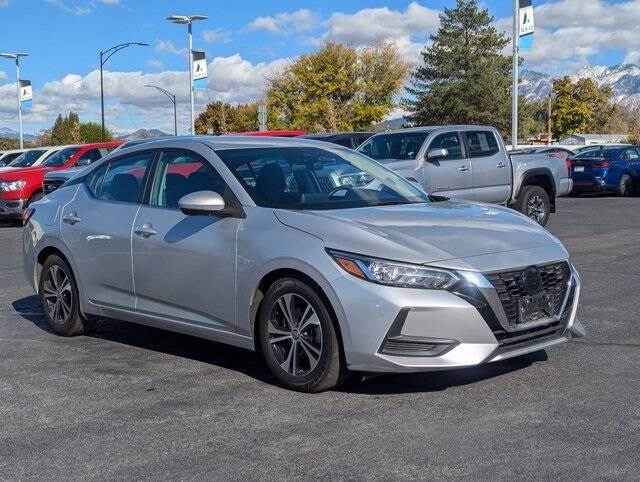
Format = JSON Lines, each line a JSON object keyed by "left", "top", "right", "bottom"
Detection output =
{"left": 621, "top": 148, "right": 639, "bottom": 161}
{"left": 217, "top": 146, "right": 429, "bottom": 210}
{"left": 150, "top": 151, "right": 225, "bottom": 210}
{"left": 357, "top": 132, "right": 429, "bottom": 161}
{"left": 464, "top": 131, "right": 499, "bottom": 158}
{"left": 8, "top": 150, "right": 46, "bottom": 168}
{"left": 43, "top": 147, "right": 81, "bottom": 167}
{"left": 428, "top": 133, "right": 463, "bottom": 160}
{"left": 98, "top": 153, "right": 153, "bottom": 203}
{"left": 74, "top": 148, "right": 102, "bottom": 166}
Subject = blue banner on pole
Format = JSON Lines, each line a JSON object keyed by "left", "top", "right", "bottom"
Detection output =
{"left": 192, "top": 50, "right": 207, "bottom": 91}
{"left": 519, "top": 0, "right": 534, "bottom": 53}
{"left": 20, "top": 80, "right": 32, "bottom": 109}
{"left": 520, "top": 34, "right": 534, "bottom": 53}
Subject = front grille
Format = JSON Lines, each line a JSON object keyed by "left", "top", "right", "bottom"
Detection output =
{"left": 485, "top": 262, "right": 570, "bottom": 326}
{"left": 43, "top": 180, "right": 64, "bottom": 195}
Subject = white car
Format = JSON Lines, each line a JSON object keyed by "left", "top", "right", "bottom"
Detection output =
{"left": 0, "top": 149, "right": 29, "bottom": 168}
{"left": 0, "top": 146, "right": 72, "bottom": 173}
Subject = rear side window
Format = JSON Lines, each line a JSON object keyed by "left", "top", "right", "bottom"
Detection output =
{"left": 621, "top": 148, "right": 639, "bottom": 161}
{"left": 74, "top": 148, "right": 102, "bottom": 166}
{"left": 86, "top": 163, "right": 109, "bottom": 197}
{"left": 464, "top": 131, "right": 499, "bottom": 158}
{"left": 98, "top": 153, "right": 154, "bottom": 204}
{"left": 429, "top": 132, "right": 463, "bottom": 160}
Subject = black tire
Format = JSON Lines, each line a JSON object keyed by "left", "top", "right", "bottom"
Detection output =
{"left": 27, "top": 191, "right": 44, "bottom": 206}
{"left": 258, "top": 278, "right": 346, "bottom": 392}
{"left": 516, "top": 185, "right": 551, "bottom": 226}
{"left": 568, "top": 190, "right": 581, "bottom": 198}
{"left": 38, "top": 254, "right": 95, "bottom": 336}
{"left": 618, "top": 174, "right": 633, "bottom": 197}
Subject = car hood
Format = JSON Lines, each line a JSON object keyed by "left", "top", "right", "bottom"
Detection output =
{"left": 274, "top": 200, "right": 563, "bottom": 265}
{"left": 0, "top": 165, "right": 47, "bottom": 180}
{"left": 44, "top": 166, "right": 85, "bottom": 181}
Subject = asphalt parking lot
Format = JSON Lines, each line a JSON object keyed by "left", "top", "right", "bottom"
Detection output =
{"left": 1, "top": 196, "right": 639, "bottom": 480}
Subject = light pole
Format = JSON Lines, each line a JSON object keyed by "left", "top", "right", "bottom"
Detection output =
{"left": 166, "top": 14, "right": 208, "bottom": 135}
{"left": 0, "top": 52, "right": 29, "bottom": 149}
{"left": 100, "top": 42, "right": 148, "bottom": 140}
{"left": 512, "top": 0, "right": 519, "bottom": 150}
{"left": 144, "top": 85, "right": 177, "bottom": 136}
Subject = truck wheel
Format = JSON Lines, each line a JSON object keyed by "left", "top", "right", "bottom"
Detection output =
{"left": 618, "top": 174, "right": 633, "bottom": 197}
{"left": 516, "top": 185, "right": 550, "bottom": 226}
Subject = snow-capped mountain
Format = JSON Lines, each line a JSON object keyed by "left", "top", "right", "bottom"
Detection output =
{"left": 520, "top": 64, "right": 640, "bottom": 113}
{"left": 0, "top": 127, "right": 36, "bottom": 141}
{"left": 114, "top": 128, "right": 169, "bottom": 141}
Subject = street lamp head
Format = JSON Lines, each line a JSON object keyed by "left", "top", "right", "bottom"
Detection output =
{"left": 0, "top": 52, "right": 28, "bottom": 59}
{"left": 135, "top": 42, "right": 149, "bottom": 47}
{"left": 166, "top": 14, "right": 208, "bottom": 24}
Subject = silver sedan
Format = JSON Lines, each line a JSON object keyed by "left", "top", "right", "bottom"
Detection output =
{"left": 23, "top": 136, "right": 584, "bottom": 392}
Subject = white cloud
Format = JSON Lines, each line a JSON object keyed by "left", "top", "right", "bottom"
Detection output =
{"left": 101, "top": 0, "right": 119, "bottom": 4}
{"left": 246, "top": 9, "right": 318, "bottom": 35}
{"left": 0, "top": 71, "right": 7, "bottom": 80}
{"left": 624, "top": 50, "right": 640, "bottom": 65}
{"left": 146, "top": 59, "right": 164, "bottom": 69}
{"left": 45, "top": 0, "right": 92, "bottom": 15}
{"left": 155, "top": 40, "right": 187, "bottom": 57}
{"left": 202, "top": 28, "right": 232, "bottom": 44}
{"left": 0, "top": 0, "right": 9, "bottom": 7}
{"left": 0, "top": 54, "right": 290, "bottom": 133}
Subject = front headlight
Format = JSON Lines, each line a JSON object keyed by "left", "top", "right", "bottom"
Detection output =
{"left": 0, "top": 180, "right": 26, "bottom": 192}
{"left": 328, "top": 250, "right": 459, "bottom": 290}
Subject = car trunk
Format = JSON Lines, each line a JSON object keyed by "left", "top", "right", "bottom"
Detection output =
{"left": 570, "top": 156, "right": 610, "bottom": 182}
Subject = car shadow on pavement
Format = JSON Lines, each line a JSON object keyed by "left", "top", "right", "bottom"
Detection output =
{"left": 0, "top": 219, "right": 22, "bottom": 228}
{"left": 12, "top": 295, "right": 275, "bottom": 385}
{"left": 12, "top": 294, "right": 548, "bottom": 394}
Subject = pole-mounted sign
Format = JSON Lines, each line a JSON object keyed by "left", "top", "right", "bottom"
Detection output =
{"left": 519, "top": 0, "right": 535, "bottom": 53}
{"left": 19, "top": 80, "right": 32, "bottom": 109}
{"left": 192, "top": 50, "right": 207, "bottom": 90}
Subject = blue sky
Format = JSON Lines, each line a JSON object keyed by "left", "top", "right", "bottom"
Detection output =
{"left": 0, "top": 0, "right": 638, "bottom": 135}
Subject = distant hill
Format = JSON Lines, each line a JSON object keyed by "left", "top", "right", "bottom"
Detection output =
{"left": 521, "top": 63, "right": 640, "bottom": 113}
{"left": 0, "top": 127, "right": 36, "bottom": 141}
{"left": 115, "top": 128, "right": 169, "bottom": 141}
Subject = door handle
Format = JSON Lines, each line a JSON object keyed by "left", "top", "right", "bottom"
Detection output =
{"left": 496, "top": 162, "right": 506, "bottom": 168}
{"left": 458, "top": 165, "right": 470, "bottom": 172}
{"left": 62, "top": 212, "right": 81, "bottom": 225}
{"left": 134, "top": 223, "right": 158, "bottom": 238}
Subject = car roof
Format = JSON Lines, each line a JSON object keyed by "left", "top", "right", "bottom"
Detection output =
{"left": 370, "top": 125, "right": 497, "bottom": 136}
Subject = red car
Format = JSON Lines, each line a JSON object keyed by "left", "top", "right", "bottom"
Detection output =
{"left": 0, "top": 141, "right": 122, "bottom": 220}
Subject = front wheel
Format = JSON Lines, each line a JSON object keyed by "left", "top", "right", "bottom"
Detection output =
{"left": 258, "top": 278, "right": 346, "bottom": 392}
{"left": 618, "top": 174, "right": 634, "bottom": 197}
{"left": 515, "top": 185, "right": 551, "bottom": 226}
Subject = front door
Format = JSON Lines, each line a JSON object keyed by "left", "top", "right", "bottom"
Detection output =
{"left": 131, "top": 149, "right": 241, "bottom": 332}
{"left": 60, "top": 151, "right": 155, "bottom": 310}
{"left": 421, "top": 131, "right": 474, "bottom": 199}
{"left": 464, "top": 130, "right": 511, "bottom": 203}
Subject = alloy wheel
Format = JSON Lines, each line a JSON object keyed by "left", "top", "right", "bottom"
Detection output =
{"left": 42, "top": 265, "right": 73, "bottom": 324}
{"left": 268, "top": 293, "right": 323, "bottom": 377}
{"left": 527, "top": 195, "right": 546, "bottom": 223}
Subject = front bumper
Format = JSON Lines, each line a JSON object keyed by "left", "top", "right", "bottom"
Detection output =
{"left": 0, "top": 197, "right": 27, "bottom": 218}
{"left": 332, "top": 261, "right": 582, "bottom": 373}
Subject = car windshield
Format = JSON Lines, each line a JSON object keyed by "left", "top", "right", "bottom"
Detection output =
{"left": 217, "top": 146, "right": 430, "bottom": 210}
{"left": 43, "top": 147, "right": 80, "bottom": 167}
{"left": 357, "top": 132, "right": 429, "bottom": 161}
{"left": 573, "top": 148, "right": 618, "bottom": 159}
{"left": 8, "top": 150, "right": 46, "bottom": 168}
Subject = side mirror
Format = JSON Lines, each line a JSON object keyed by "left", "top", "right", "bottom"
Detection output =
{"left": 179, "top": 190, "right": 225, "bottom": 216}
{"left": 75, "top": 157, "right": 92, "bottom": 167}
{"left": 427, "top": 148, "right": 448, "bottom": 161}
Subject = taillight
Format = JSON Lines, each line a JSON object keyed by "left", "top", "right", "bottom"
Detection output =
{"left": 566, "top": 158, "right": 572, "bottom": 175}
{"left": 552, "top": 152, "right": 565, "bottom": 159}
{"left": 598, "top": 161, "right": 611, "bottom": 168}
{"left": 22, "top": 207, "right": 35, "bottom": 226}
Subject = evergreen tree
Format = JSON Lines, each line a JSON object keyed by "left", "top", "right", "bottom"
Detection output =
{"left": 50, "top": 114, "right": 66, "bottom": 145}
{"left": 405, "top": 0, "right": 514, "bottom": 134}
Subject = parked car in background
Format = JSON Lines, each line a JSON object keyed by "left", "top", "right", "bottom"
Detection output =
{"left": 0, "top": 146, "right": 69, "bottom": 173}
{"left": 23, "top": 136, "right": 583, "bottom": 392}
{"left": 573, "top": 144, "right": 630, "bottom": 154}
{"left": 0, "top": 141, "right": 121, "bottom": 220}
{"left": 570, "top": 145, "right": 640, "bottom": 196}
{"left": 510, "top": 146, "right": 575, "bottom": 160}
{"left": 0, "top": 149, "right": 28, "bottom": 167}
{"left": 357, "top": 126, "right": 573, "bottom": 226}
{"left": 111, "top": 137, "right": 171, "bottom": 152}
{"left": 236, "top": 130, "right": 305, "bottom": 137}
{"left": 302, "top": 132, "right": 374, "bottom": 149}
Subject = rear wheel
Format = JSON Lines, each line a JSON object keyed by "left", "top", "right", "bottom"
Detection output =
{"left": 618, "top": 174, "right": 634, "bottom": 197}
{"left": 27, "top": 191, "right": 44, "bottom": 206}
{"left": 38, "top": 255, "right": 95, "bottom": 336}
{"left": 516, "top": 185, "right": 551, "bottom": 226}
{"left": 259, "top": 278, "right": 346, "bottom": 392}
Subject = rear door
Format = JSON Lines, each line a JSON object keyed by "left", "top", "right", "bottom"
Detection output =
{"left": 421, "top": 131, "right": 474, "bottom": 198}
{"left": 463, "top": 130, "right": 511, "bottom": 203}
{"left": 621, "top": 147, "right": 640, "bottom": 180}
{"left": 60, "top": 151, "right": 155, "bottom": 311}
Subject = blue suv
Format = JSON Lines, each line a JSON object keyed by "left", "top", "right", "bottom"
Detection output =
{"left": 570, "top": 145, "right": 640, "bottom": 196}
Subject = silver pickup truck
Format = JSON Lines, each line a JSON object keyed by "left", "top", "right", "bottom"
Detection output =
{"left": 357, "top": 125, "right": 573, "bottom": 226}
